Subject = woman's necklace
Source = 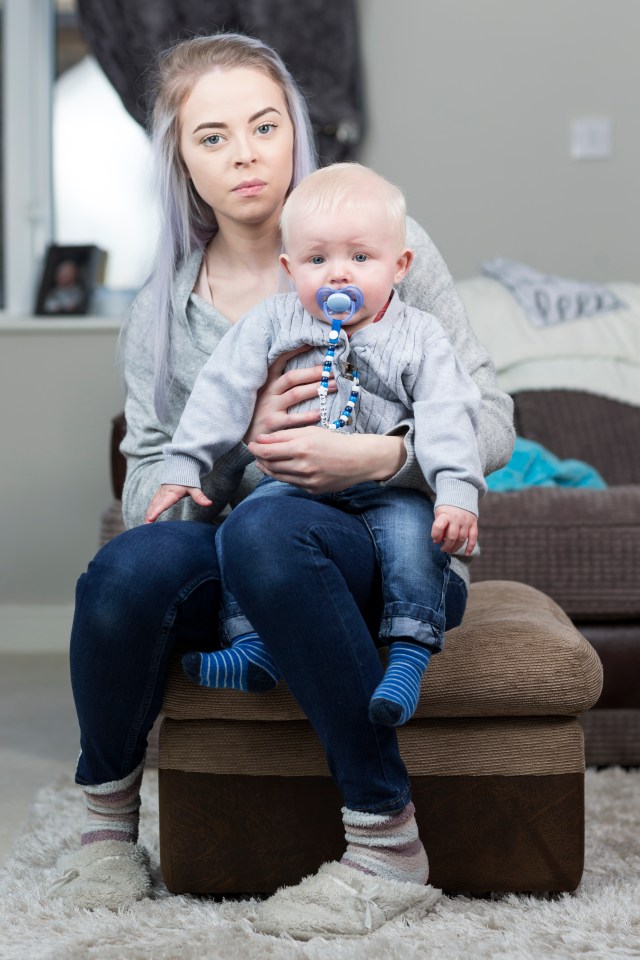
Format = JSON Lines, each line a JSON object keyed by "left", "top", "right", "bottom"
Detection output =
{"left": 316, "top": 286, "right": 364, "bottom": 430}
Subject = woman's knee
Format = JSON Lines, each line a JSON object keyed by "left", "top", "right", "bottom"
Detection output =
{"left": 73, "top": 522, "right": 220, "bottom": 640}
{"left": 85, "top": 521, "right": 219, "bottom": 593}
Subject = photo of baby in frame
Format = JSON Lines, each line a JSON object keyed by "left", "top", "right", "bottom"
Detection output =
{"left": 35, "top": 244, "right": 107, "bottom": 316}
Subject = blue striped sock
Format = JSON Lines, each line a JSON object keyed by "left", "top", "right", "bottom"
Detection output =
{"left": 368, "top": 641, "right": 432, "bottom": 726}
{"left": 181, "top": 634, "right": 280, "bottom": 692}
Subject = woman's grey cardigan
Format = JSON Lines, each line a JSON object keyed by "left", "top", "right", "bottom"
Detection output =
{"left": 120, "top": 216, "right": 515, "bottom": 586}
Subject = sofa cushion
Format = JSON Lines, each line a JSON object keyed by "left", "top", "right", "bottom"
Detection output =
{"left": 159, "top": 715, "right": 585, "bottom": 779}
{"left": 572, "top": 624, "right": 640, "bottom": 709}
{"left": 512, "top": 389, "right": 640, "bottom": 485}
{"left": 472, "top": 487, "right": 640, "bottom": 620}
{"left": 162, "top": 580, "right": 602, "bottom": 723}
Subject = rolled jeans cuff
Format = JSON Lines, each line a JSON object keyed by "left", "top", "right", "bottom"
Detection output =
{"left": 379, "top": 602, "right": 446, "bottom": 651}
{"left": 220, "top": 601, "right": 255, "bottom": 645}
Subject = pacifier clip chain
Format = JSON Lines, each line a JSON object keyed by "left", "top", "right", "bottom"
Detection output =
{"left": 316, "top": 286, "right": 363, "bottom": 430}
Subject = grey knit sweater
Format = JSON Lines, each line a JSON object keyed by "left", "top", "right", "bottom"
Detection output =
{"left": 162, "top": 290, "right": 487, "bottom": 516}
{"left": 120, "top": 216, "right": 515, "bottom": 584}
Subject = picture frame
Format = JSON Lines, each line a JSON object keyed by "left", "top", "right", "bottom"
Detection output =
{"left": 34, "top": 244, "right": 107, "bottom": 317}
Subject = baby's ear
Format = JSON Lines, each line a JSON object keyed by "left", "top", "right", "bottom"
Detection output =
{"left": 280, "top": 253, "right": 293, "bottom": 278}
{"left": 394, "top": 248, "right": 414, "bottom": 284}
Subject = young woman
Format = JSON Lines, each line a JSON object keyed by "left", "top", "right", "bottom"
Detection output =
{"left": 47, "top": 33, "right": 514, "bottom": 937}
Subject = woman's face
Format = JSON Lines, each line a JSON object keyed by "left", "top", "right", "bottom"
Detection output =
{"left": 179, "top": 67, "right": 295, "bottom": 232}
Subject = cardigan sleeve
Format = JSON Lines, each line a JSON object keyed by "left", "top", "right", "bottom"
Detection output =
{"left": 120, "top": 286, "right": 255, "bottom": 528}
{"left": 411, "top": 330, "right": 487, "bottom": 516}
{"left": 162, "top": 309, "right": 274, "bottom": 487}
{"left": 385, "top": 216, "right": 514, "bottom": 493}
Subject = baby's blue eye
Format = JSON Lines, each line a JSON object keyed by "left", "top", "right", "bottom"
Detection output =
{"left": 354, "top": 253, "right": 368, "bottom": 262}
{"left": 311, "top": 256, "right": 325, "bottom": 265}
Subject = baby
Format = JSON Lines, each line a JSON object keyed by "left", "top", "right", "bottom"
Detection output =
{"left": 147, "top": 162, "right": 486, "bottom": 726}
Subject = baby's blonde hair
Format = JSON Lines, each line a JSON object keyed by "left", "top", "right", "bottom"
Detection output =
{"left": 280, "top": 162, "right": 407, "bottom": 251}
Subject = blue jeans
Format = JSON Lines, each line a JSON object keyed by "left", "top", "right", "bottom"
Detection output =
{"left": 221, "top": 478, "right": 450, "bottom": 651}
{"left": 70, "top": 502, "right": 467, "bottom": 813}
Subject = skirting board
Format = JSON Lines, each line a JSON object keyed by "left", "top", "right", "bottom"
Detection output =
{"left": 0, "top": 605, "right": 74, "bottom": 653}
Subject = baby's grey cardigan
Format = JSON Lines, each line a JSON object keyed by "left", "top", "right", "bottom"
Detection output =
{"left": 121, "top": 216, "right": 515, "bottom": 585}
{"left": 162, "top": 289, "right": 487, "bottom": 517}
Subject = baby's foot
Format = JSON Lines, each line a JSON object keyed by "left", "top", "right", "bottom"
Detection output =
{"left": 182, "top": 635, "right": 280, "bottom": 692}
{"left": 368, "top": 641, "right": 431, "bottom": 726}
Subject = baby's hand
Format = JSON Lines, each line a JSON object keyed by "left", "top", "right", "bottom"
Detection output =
{"left": 432, "top": 505, "right": 478, "bottom": 556}
{"left": 145, "top": 484, "right": 213, "bottom": 523}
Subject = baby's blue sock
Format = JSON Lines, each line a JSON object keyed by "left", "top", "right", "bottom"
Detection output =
{"left": 368, "top": 641, "right": 432, "bottom": 727}
{"left": 182, "top": 634, "right": 280, "bottom": 692}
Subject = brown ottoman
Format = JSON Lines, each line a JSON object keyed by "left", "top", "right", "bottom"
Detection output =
{"left": 158, "top": 580, "right": 603, "bottom": 896}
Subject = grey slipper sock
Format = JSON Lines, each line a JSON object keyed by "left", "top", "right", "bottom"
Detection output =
{"left": 80, "top": 758, "right": 144, "bottom": 846}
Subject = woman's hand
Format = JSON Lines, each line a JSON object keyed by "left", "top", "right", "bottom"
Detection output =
{"left": 243, "top": 347, "right": 337, "bottom": 445}
{"left": 248, "top": 428, "right": 407, "bottom": 494}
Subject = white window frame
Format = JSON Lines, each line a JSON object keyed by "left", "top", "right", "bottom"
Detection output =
{"left": 2, "top": 0, "right": 54, "bottom": 315}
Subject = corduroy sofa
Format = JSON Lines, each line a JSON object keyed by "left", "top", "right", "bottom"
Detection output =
{"left": 471, "top": 389, "right": 640, "bottom": 766}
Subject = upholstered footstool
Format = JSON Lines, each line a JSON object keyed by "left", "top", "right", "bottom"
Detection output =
{"left": 157, "top": 580, "right": 603, "bottom": 896}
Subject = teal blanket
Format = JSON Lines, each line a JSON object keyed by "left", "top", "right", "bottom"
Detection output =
{"left": 486, "top": 437, "right": 607, "bottom": 491}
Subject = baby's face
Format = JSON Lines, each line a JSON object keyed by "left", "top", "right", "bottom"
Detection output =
{"left": 281, "top": 204, "right": 411, "bottom": 333}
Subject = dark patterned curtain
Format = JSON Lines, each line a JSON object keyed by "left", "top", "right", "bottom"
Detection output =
{"left": 76, "top": 0, "right": 364, "bottom": 163}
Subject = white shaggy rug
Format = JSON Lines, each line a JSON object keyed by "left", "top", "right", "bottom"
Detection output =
{"left": 0, "top": 768, "right": 638, "bottom": 960}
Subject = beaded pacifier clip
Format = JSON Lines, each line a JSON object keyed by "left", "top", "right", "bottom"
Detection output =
{"left": 315, "top": 286, "right": 364, "bottom": 430}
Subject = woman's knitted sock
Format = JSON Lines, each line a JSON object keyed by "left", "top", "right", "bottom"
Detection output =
{"left": 81, "top": 760, "right": 144, "bottom": 846}
{"left": 340, "top": 801, "right": 429, "bottom": 884}
{"left": 181, "top": 633, "right": 281, "bottom": 692}
{"left": 368, "top": 641, "right": 432, "bottom": 726}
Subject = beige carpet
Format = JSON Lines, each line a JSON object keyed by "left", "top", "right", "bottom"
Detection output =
{"left": 0, "top": 768, "right": 638, "bottom": 960}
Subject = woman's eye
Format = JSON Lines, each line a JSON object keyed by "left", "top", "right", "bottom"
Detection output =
{"left": 310, "top": 256, "right": 325, "bottom": 265}
{"left": 203, "top": 134, "right": 223, "bottom": 146}
{"left": 256, "top": 122, "right": 276, "bottom": 135}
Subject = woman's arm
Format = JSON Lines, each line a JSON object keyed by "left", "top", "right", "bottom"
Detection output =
{"left": 394, "top": 216, "right": 515, "bottom": 478}
{"left": 248, "top": 428, "right": 406, "bottom": 492}
{"left": 120, "top": 288, "right": 350, "bottom": 524}
{"left": 120, "top": 288, "right": 255, "bottom": 528}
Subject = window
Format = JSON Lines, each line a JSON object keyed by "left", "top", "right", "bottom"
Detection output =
{"left": 2, "top": 0, "right": 53, "bottom": 315}
{"left": 53, "top": 0, "right": 158, "bottom": 302}
{"left": 1, "top": 0, "right": 157, "bottom": 317}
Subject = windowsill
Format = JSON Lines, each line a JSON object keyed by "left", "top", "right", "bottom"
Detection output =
{"left": 0, "top": 314, "right": 124, "bottom": 333}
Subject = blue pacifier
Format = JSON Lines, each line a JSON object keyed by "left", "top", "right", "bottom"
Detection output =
{"left": 316, "top": 285, "right": 364, "bottom": 323}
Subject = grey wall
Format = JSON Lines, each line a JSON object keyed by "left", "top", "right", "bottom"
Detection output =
{"left": 0, "top": 327, "right": 123, "bottom": 644}
{"left": 359, "top": 0, "right": 639, "bottom": 280}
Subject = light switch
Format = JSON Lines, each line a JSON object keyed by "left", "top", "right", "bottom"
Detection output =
{"left": 570, "top": 117, "right": 613, "bottom": 160}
